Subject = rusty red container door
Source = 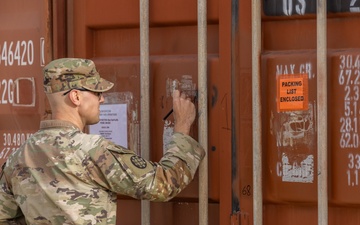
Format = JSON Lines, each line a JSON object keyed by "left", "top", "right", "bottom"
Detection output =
{"left": 0, "top": 0, "right": 51, "bottom": 166}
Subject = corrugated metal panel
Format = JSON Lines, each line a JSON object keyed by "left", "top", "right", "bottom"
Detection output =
{"left": 0, "top": 0, "right": 51, "bottom": 166}
{"left": 0, "top": 1, "right": 234, "bottom": 222}
{"left": 6, "top": 0, "right": 360, "bottom": 224}
{"left": 261, "top": 2, "right": 360, "bottom": 225}
{"left": 262, "top": 51, "right": 317, "bottom": 203}
{"left": 70, "top": 0, "right": 225, "bottom": 224}
{"left": 329, "top": 50, "right": 360, "bottom": 205}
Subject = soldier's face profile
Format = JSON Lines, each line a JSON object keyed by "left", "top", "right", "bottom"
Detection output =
{"left": 78, "top": 90, "right": 104, "bottom": 125}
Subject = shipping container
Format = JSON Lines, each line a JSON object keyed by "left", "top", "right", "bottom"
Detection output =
{"left": 1, "top": 0, "right": 360, "bottom": 225}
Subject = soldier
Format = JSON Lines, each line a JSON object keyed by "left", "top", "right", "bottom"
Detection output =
{"left": 0, "top": 58, "right": 205, "bottom": 224}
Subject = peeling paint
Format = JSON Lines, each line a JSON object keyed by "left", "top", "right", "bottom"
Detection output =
{"left": 166, "top": 75, "right": 197, "bottom": 98}
{"left": 280, "top": 153, "right": 314, "bottom": 183}
{"left": 271, "top": 102, "right": 316, "bottom": 183}
{"left": 272, "top": 103, "right": 315, "bottom": 148}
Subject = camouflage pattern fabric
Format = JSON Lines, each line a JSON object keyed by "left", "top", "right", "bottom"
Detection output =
{"left": 0, "top": 120, "right": 205, "bottom": 224}
{"left": 43, "top": 58, "right": 114, "bottom": 94}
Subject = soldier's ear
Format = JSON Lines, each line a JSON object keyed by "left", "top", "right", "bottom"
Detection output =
{"left": 68, "top": 90, "right": 81, "bottom": 106}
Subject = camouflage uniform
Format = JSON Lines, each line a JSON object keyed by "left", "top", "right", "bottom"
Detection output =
{"left": 0, "top": 58, "right": 205, "bottom": 224}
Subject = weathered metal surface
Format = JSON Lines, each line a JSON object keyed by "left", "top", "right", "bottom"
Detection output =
{"left": 0, "top": 0, "right": 51, "bottom": 167}
{"left": 329, "top": 50, "right": 360, "bottom": 205}
{"left": 71, "top": 0, "right": 223, "bottom": 224}
{"left": 5, "top": 0, "right": 360, "bottom": 225}
{"left": 261, "top": 51, "right": 317, "bottom": 203}
{"left": 261, "top": 1, "right": 360, "bottom": 225}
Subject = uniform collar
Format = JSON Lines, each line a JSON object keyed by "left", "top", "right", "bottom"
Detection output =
{"left": 40, "top": 120, "right": 80, "bottom": 131}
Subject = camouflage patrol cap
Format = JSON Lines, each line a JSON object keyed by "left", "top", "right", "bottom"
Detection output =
{"left": 43, "top": 58, "right": 114, "bottom": 94}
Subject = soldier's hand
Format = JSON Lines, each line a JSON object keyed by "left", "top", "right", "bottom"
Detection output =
{"left": 172, "top": 90, "right": 195, "bottom": 135}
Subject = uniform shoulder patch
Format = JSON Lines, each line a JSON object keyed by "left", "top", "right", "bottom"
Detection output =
{"left": 130, "top": 155, "right": 147, "bottom": 169}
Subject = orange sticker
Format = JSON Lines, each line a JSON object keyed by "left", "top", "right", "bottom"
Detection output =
{"left": 277, "top": 74, "right": 308, "bottom": 112}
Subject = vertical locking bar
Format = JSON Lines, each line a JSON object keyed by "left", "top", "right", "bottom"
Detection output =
{"left": 198, "top": 0, "right": 208, "bottom": 224}
{"left": 140, "top": 0, "right": 150, "bottom": 224}
{"left": 252, "top": 0, "right": 263, "bottom": 225}
{"left": 317, "top": 0, "right": 328, "bottom": 225}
